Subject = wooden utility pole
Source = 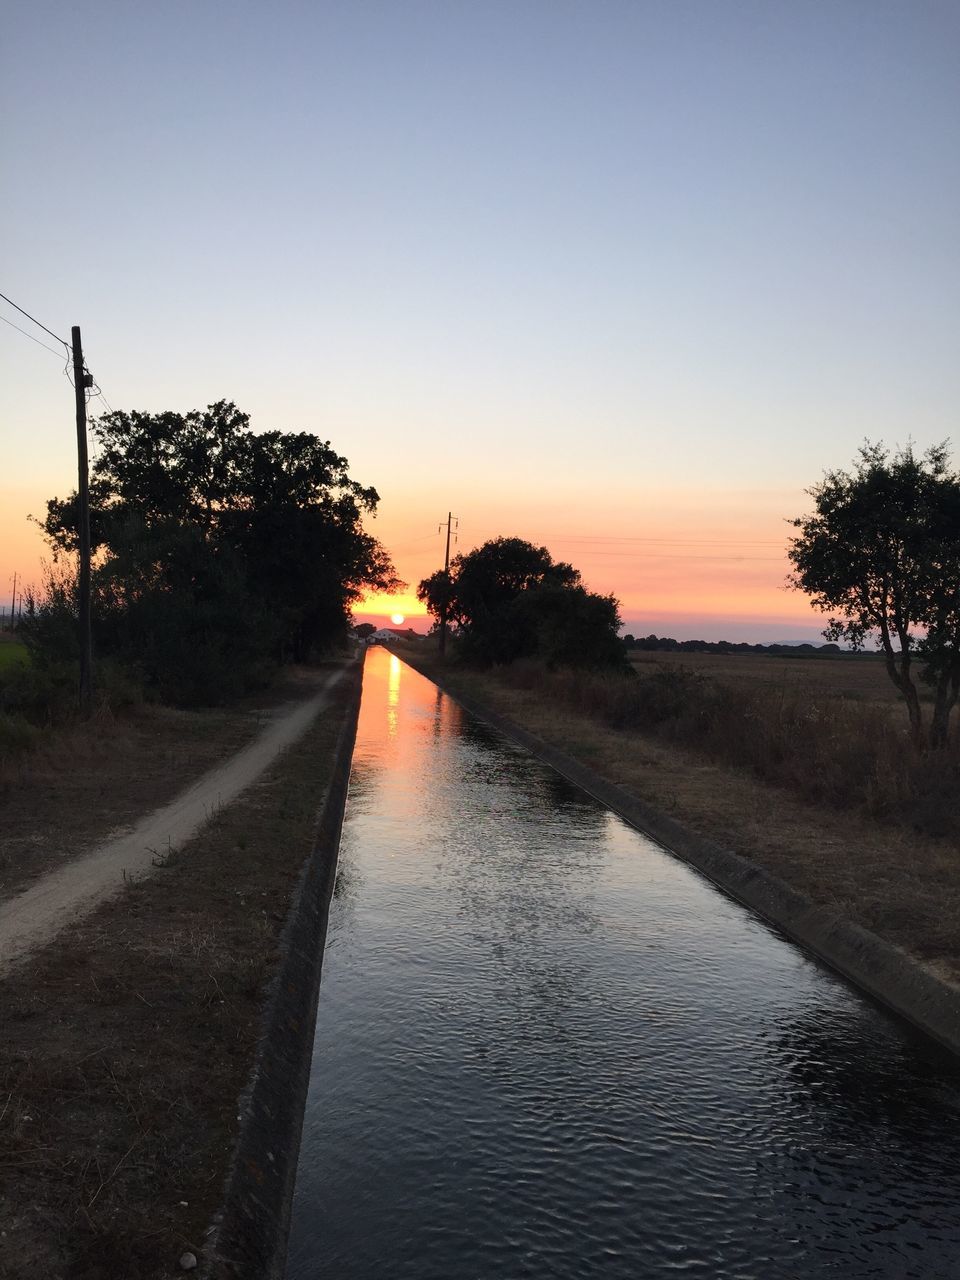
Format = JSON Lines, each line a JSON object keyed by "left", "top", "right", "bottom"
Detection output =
{"left": 8, "top": 572, "right": 16, "bottom": 632}
{"left": 72, "top": 326, "right": 93, "bottom": 711}
{"left": 438, "top": 511, "right": 457, "bottom": 657}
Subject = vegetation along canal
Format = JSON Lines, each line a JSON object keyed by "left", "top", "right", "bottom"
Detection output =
{"left": 286, "top": 648, "right": 960, "bottom": 1279}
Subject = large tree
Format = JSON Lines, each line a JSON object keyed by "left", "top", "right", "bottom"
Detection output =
{"left": 37, "top": 401, "right": 399, "bottom": 700}
{"left": 417, "top": 536, "right": 625, "bottom": 669}
{"left": 788, "top": 443, "right": 960, "bottom": 749}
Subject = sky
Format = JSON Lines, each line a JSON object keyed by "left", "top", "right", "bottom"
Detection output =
{"left": 2, "top": 1, "right": 957, "bottom": 640}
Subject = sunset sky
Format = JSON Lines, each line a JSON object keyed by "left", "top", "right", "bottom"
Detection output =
{"left": 2, "top": 2, "right": 957, "bottom": 640}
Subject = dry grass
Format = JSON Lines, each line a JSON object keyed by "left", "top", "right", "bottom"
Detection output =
{"left": 395, "top": 643, "right": 960, "bottom": 987}
{"left": 0, "top": 666, "right": 331, "bottom": 897}
{"left": 496, "top": 656, "right": 958, "bottom": 838}
{"left": 627, "top": 648, "right": 911, "bottom": 708}
{"left": 0, "top": 669, "right": 354, "bottom": 1279}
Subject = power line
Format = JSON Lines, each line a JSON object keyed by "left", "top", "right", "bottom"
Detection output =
{"left": 389, "top": 537, "right": 787, "bottom": 562}
{"left": 0, "top": 290, "right": 110, "bottom": 415}
{"left": 454, "top": 528, "right": 786, "bottom": 549}
{"left": 90, "top": 383, "right": 115, "bottom": 413}
{"left": 531, "top": 534, "right": 785, "bottom": 547}
{"left": 0, "top": 290, "right": 68, "bottom": 349}
{"left": 387, "top": 531, "right": 443, "bottom": 555}
{"left": 568, "top": 551, "right": 784, "bottom": 561}
{"left": 0, "top": 312, "right": 66, "bottom": 359}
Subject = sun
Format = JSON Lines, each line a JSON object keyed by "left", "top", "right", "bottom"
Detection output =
{"left": 390, "top": 612, "right": 405, "bottom": 625}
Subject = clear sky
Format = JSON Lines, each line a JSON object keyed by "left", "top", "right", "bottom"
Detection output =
{"left": 2, "top": 1, "right": 957, "bottom": 639}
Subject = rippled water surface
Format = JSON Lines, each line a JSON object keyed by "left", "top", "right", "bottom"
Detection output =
{"left": 287, "top": 649, "right": 960, "bottom": 1279}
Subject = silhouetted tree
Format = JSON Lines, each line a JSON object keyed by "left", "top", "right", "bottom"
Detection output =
{"left": 417, "top": 536, "right": 624, "bottom": 669}
{"left": 37, "top": 402, "right": 399, "bottom": 701}
{"left": 354, "top": 623, "right": 376, "bottom": 639}
{"left": 508, "top": 584, "right": 628, "bottom": 670}
{"left": 788, "top": 442, "right": 960, "bottom": 748}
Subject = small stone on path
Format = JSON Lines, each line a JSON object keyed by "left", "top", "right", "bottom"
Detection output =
{"left": 179, "top": 1252, "right": 198, "bottom": 1271}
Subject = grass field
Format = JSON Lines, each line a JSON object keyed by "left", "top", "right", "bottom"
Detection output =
{"left": 0, "top": 640, "right": 28, "bottom": 673}
{"left": 628, "top": 649, "right": 913, "bottom": 708}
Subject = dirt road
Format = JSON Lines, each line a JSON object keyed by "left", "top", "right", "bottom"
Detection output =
{"left": 0, "top": 669, "right": 344, "bottom": 971}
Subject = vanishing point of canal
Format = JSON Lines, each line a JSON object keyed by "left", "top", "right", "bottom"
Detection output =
{"left": 286, "top": 648, "right": 960, "bottom": 1279}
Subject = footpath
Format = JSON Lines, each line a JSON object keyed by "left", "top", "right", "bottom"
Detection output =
{"left": 0, "top": 671, "right": 341, "bottom": 972}
{"left": 0, "top": 661, "right": 360, "bottom": 1280}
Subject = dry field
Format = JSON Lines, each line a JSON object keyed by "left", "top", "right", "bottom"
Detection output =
{"left": 628, "top": 648, "right": 911, "bottom": 710}
{"left": 0, "top": 666, "right": 331, "bottom": 897}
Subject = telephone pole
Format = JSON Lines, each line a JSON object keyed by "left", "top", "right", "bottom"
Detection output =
{"left": 72, "top": 326, "right": 93, "bottom": 711}
{"left": 438, "top": 511, "right": 458, "bottom": 657}
{"left": 8, "top": 572, "right": 16, "bottom": 632}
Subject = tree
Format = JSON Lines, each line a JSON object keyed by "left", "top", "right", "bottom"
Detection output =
{"left": 417, "top": 536, "right": 625, "bottom": 669}
{"left": 354, "top": 623, "right": 376, "bottom": 639}
{"left": 508, "top": 584, "right": 627, "bottom": 670}
{"left": 37, "top": 402, "right": 399, "bottom": 701}
{"left": 788, "top": 443, "right": 960, "bottom": 749}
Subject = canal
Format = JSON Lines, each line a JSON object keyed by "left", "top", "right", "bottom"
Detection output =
{"left": 286, "top": 648, "right": 960, "bottom": 1279}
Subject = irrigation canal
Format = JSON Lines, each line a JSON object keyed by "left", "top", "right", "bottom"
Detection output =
{"left": 286, "top": 647, "right": 960, "bottom": 1279}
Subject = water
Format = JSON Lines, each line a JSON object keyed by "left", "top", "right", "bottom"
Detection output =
{"left": 286, "top": 649, "right": 960, "bottom": 1279}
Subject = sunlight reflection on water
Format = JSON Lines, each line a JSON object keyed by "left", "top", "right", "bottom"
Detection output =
{"left": 287, "top": 648, "right": 960, "bottom": 1280}
{"left": 386, "top": 650, "right": 401, "bottom": 738}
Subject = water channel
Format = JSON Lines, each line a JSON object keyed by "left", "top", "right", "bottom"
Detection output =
{"left": 286, "top": 648, "right": 960, "bottom": 1279}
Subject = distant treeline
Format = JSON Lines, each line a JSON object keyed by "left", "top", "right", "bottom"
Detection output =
{"left": 622, "top": 634, "right": 861, "bottom": 658}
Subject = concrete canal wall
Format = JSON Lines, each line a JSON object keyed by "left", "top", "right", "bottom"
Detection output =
{"left": 205, "top": 660, "right": 363, "bottom": 1280}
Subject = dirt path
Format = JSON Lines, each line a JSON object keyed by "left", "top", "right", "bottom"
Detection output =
{"left": 0, "top": 669, "right": 344, "bottom": 972}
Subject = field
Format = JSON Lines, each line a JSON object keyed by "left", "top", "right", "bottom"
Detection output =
{"left": 0, "top": 666, "right": 329, "bottom": 895}
{"left": 0, "top": 638, "right": 28, "bottom": 673}
{"left": 628, "top": 649, "right": 911, "bottom": 708}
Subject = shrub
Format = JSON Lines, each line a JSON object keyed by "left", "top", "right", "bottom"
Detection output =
{"left": 0, "top": 712, "right": 40, "bottom": 760}
{"left": 494, "top": 660, "right": 959, "bottom": 838}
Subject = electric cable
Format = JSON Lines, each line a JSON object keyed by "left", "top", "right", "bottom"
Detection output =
{"left": 0, "top": 290, "right": 68, "bottom": 349}
{"left": 0, "top": 312, "right": 65, "bottom": 359}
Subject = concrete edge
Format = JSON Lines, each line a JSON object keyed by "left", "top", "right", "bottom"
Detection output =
{"left": 203, "top": 658, "right": 364, "bottom": 1280}
{"left": 395, "top": 649, "right": 960, "bottom": 1058}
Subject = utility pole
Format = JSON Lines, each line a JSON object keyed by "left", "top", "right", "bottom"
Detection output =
{"left": 438, "top": 511, "right": 458, "bottom": 657}
{"left": 72, "top": 326, "right": 93, "bottom": 711}
{"left": 8, "top": 572, "right": 16, "bottom": 632}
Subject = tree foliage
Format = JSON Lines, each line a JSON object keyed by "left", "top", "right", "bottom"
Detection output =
{"left": 417, "top": 536, "right": 626, "bottom": 669}
{"left": 788, "top": 442, "right": 960, "bottom": 748}
{"left": 35, "top": 402, "right": 399, "bottom": 702}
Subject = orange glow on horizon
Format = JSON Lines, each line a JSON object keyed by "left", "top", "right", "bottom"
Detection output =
{"left": 355, "top": 590, "right": 428, "bottom": 623}
{"left": 1, "top": 480, "right": 824, "bottom": 642}
{"left": 357, "top": 491, "right": 826, "bottom": 640}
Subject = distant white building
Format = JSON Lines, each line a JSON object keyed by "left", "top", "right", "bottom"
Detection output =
{"left": 366, "top": 626, "right": 418, "bottom": 645}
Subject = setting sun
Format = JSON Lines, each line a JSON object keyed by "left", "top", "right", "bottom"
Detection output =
{"left": 390, "top": 612, "right": 405, "bottom": 625}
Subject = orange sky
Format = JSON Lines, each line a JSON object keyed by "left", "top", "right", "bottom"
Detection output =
{"left": 3, "top": 475, "right": 824, "bottom": 641}
{"left": 352, "top": 482, "right": 825, "bottom": 641}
